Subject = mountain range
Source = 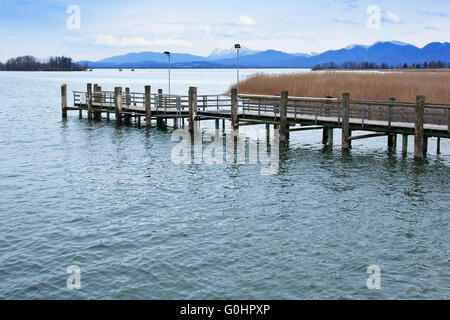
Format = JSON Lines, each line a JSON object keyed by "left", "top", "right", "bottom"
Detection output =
{"left": 78, "top": 41, "right": 450, "bottom": 69}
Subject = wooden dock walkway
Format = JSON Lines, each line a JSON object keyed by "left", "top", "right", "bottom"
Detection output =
{"left": 61, "top": 83, "right": 450, "bottom": 161}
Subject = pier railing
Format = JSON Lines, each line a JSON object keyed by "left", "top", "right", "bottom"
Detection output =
{"left": 63, "top": 84, "right": 450, "bottom": 161}
{"left": 238, "top": 93, "right": 450, "bottom": 128}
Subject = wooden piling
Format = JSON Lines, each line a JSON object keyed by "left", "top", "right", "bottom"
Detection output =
{"left": 188, "top": 87, "right": 197, "bottom": 133}
{"left": 61, "top": 84, "right": 67, "bottom": 119}
{"left": 327, "top": 127, "right": 334, "bottom": 146}
{"left": 388, "top": 133, "right": 397, "bottom": 149}
{"left": 402, "top": 134, "right": 408, "bottom": 156}
{"left": 215, "top": 119, "right": 220, "bottom": 130}
{"left": 157, "top": 89, "right": 164, "bottom": 126}
{"left": 437, "top": 137, "right": 441, "bottom": 154}
{"left": 322, "top": 127, "right": 328, "bottom": 144}
{"left": 114, "top": 87, "right": 122, "bottom": 124}
{"left": 145, "top": 85, "right": 151, "bottom": 127}
{"left": 342, "top": 93, "right": 350, "bottom": 150}
{"left": 279, "top": 91, "right": 289, "bottom": 144}
{"left": 414, "top": 95, "right": 425, "bottom": 161}
{"left": 87, "top": 83, "right": 93, "bottom": 120}
{"left": 231, "top": 88, "right": 238, "bottom": 130}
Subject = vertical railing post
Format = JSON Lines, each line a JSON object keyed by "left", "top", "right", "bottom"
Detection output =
{"left": 189, "top": 87, "right": 197, "bottom": 133}
{"left": 115, "top": 87, "right": 122, "bottom": 124}
{"left": 414, "top": 95, "right": 425, "bottom": 161}
{"left": 342, "top": 93, "right": 350, "bottom": 150}
{"left": 61, "top": 84, "right": 67, "bottom": 119}
{"left": 231, "top": 88, "right": 238, "bottom": 130}
{"left": 388, "top": 97, "right": 395, "bottom": 127}
{"left": 279, "top": 91, "right": 289, "bottom": 145}
{"left": 145, "top": 85, "right": 151, "bottom": 127}
{"left": 87, "top": 83, "right": 93, "bottom": 120}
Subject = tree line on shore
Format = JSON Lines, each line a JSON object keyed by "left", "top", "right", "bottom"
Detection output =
{"left": 0, "top": 55, "right": 88, "bottom": 71}
{"left": 312, "top": 60, "right": 450, "bottom": 70}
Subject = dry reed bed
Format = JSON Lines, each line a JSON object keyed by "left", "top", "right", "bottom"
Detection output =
{"left": 235, "top": 71, "right": 450, "bottom": 104}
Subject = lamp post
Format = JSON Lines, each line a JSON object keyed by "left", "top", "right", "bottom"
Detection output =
{"left": 164, "top": 51, "right": 171, "bottom": 97}
{"left": 234, "top": 44, "right": 241, "bottom": 93}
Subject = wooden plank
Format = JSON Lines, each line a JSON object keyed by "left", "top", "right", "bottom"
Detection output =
{"left": 347, "top": 133, "right": 387, "bottom": 141}
{"left": 414, "top": 96, "right": 425, "bottom": 161}
{"left": 145, "top": 85, "right": 151, "bottom": 127}
{"left": 342, "top": 93, "right": 350, "bottom": 150}
{"left": 289, "top": 126, "right": 324, "bottom": 132}
{"left": 61, "top": 84, "right": 67, "bottom": 118}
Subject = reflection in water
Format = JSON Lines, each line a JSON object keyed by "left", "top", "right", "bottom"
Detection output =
{"left": 0, "top": 70, "right": 449, "bottom": 300}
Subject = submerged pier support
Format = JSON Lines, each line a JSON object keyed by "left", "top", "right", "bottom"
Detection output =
{"left": 145, "top": 85, "right": 151, "bottom": 127}
{"left": 61, "top": 84, "right": 67, "bottom": 119}
{"left": 87, "top": 83, "right": 93, "bottom": 120}
{"left": 342, "top": 93, "right": 350, "bottom": 150}
{"left": 114, "top": 87, "right": 122, "bottom": 124}
{"left": 388, "top": 133, "right": 397, "bottom": 149}
{"left": 189, "top": 86, "right": 197, "bottom": 133}
{"left": 402, "top": 134, "right": 408, "bottom": 156}
{"left": 414, "top": 95, "right": 425, "bottom": 161}
{"left": 231, "top": 88, "right": 238, "bottom": 131}
{"left": 279, "top": 91, "right": 289, "bottom": 145}
{"left": 157, "top": 89, "right": 164, "bottom": 126}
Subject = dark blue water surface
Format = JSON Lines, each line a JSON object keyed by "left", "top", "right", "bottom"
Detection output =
{"left": 0, "top": 70, "right": 449, "bottom": 299}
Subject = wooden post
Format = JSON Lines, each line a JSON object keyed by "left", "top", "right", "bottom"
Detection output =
{"left": 87, "top": 83, "right": 93, "bottom": 120}
{"left": 222, "top": 119, "right": 226, "bottom": 130}
{"left": 424, "top": 136, "right": 428, "bottom": 155}
{"left": 145, "top": 85, "right": 151, "bottom": 127}
{"left": 279, "top": 91, "right": 289, "bottom": 144}
{"left": 231, "top": 88, "right": 238, "bottom": 130}
{"left": 114, "top": 87, "right": 122, "bottom": 124}
{"left": 447, "top": 107, "right": 450, "bottom": 134}
{"left": 189, "top": 87, "right": 197, "bottom": 133}
{"left": 61, "top": 84, "right": 67, "bottom": 119}
{"left": 402, "top": 134, "right": 408, "bottom": 156}
{"left": 125, "top": 87, "right": 131, "bottom": 106}
{"left": 157, "top": 89, "right": 164, "bottom": 126}
{"left": 388, "top": 133, "right": 397, "bottom": 149}
{"left": 388, "top": 97, "right": 395, "bottom": 127}
{"left": 215, "top": 119, "right": 220, "bottom": 130}
{"left": 414, "top": 95, "right": 425, "bottom": 161}
{"left": 342, "top": 93, "right": 350, "bottom": 150}
{"left": 327, "top": 127, "right": 334, "bottom": 146}
{"left": 437, "top": 137, "right": 441, "bottom": 154}
{"left": 322, "top": 127, "right": 328, "bottom": 144}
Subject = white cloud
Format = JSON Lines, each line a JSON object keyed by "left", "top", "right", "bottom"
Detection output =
{"left": 383, "top": 11, "right": 400, "bottom": 23}
{"left": 235, "top": 15, "right": 255, "bottom": 26}
{"left": 425, "top": 24, "right": 443, "bottom": 30}
{"left": 91, "top": 35, "right": 191, "bottom": 47}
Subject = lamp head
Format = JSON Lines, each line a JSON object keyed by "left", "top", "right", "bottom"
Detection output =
{"left": 234, "top": 44, "right": 241, "bottom": 49}
{"left": 164, "top": 51, "right": 170, "bottom": 56}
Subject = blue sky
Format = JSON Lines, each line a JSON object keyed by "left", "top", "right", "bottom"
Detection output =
{"left": 0, "top": 0, "right": 448, "bottom": 61}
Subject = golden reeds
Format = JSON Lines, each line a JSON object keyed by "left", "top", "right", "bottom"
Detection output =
{"left": 234, "top": 70, "right": 450, "bottom": 103}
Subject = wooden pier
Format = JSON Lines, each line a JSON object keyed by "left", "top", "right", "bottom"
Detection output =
{"left": 61, "top": 83, "right": 450, "bottom": 161}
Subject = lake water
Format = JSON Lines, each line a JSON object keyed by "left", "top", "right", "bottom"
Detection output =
{"left": 0, "top": 69, "right": 449, "bottom": 299}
